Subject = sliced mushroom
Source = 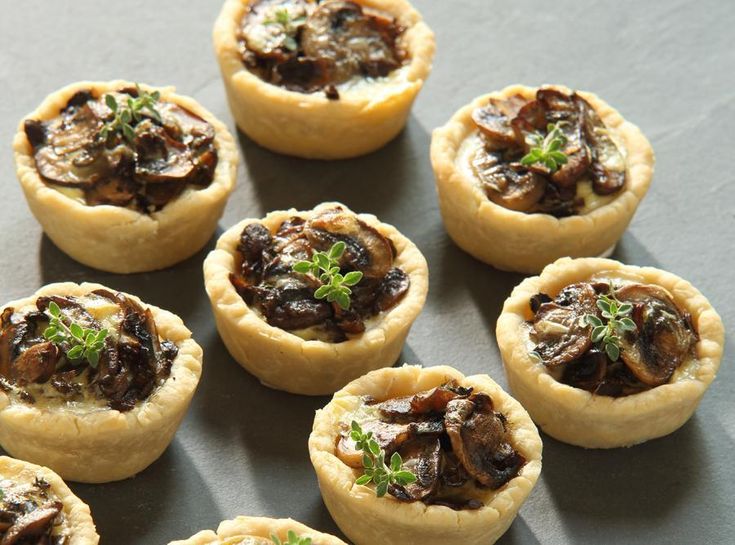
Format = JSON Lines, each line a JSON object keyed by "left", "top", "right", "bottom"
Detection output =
{"left": 0, "top": 309, "right": 29, "bottom": 378}
{"left": 510, "top": 99, "right": 547, "bottom": 145}
{"left": 0, "top": 501, "right": 61, "bottom": 545}
{"left": 305, "top": 208, "right": 394, "bottom": 278}
{"left": 274, "top": 56, "right": 333, "bottom": 91}
{"left": 531, "top": 282, "right": 597, "bottom": 367}
{"left": 375, "top": 381, "right": 472, "bottom": 421}
{"left": 374, "top": 268, "right": 410, "bottom": 312}
{"left": 615, "top": 283, "right": 697, "bottom": 386}
{"left": 445, "top": 394, "right": 525, "bottom": 490}
{"left": 133, "top": 120, "right": 197, "bottom": 185}
{"left": 472, "top": 95, "right": 527, "bottom": 149}
{"left": 12, "top": 343, "right": 59, "bottom": 384}
{"left": 336, "top": 419, "right": 414, "bottom": 467}
{"left": 390, "top": 437, "right": 441, "bottom": 502}
{"left": 560, "top": 348, "right": 607, "bottom": 392}
{"left": 472, "top": 149, "right": 546, "bottom": 212}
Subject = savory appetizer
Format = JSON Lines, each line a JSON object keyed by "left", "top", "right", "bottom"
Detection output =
{"left": 309, "top": 365, "right": 542, "bottom": 545}
{"left": 431, "top": 84, "right": 654, "bottom": 273}
{"left": 14, "top": 80, "right": 238, "bottom": 273}
{"left": 213, "top": 0, "right": 435, "bottom": 158}
{"left": 497, "top": 257, "right": 725, "bottom": 448}
{"left": 0, "top": 282, "right": 203, "bottom": 483}
{"left": 168, "top": 516, "right": 347, "bottom": 545}
{"left": 0, "top": 456, "right": 99, "bottom": 544}
{"left": 203, "top": 202, "right": 428, "bottom": 395}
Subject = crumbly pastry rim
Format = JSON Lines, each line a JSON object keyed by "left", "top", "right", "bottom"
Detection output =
{"left": 308, "top": 365, "right": 543, "bottom": 545}
{"left": 203, "top": 202, "right": 429, "bottom": 396}
{"left": 496, "top": 257, "right": 725, "bottom": 448}
{"left": 0, "top": 455, "right": 100, "bottom": 545}
{"left": 0, "top": 282, "right": 203, "bottom": 483}
{"left": 430, "top": 84, "right": 655, "bottom": 273}
{"left": 13, "top": 80, "right": 238, "bottom": 273}
{"left": 212, "top": 0, "right": 435, "bottom": 158}
{"left": 168, "top": 516, "right": 348, "bottom": 545}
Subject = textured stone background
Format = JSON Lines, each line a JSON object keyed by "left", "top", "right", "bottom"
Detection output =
{"left": 0, "top": 1, "right": 732, "bottom": 543}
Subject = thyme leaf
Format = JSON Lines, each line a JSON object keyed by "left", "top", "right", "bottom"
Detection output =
{"left": 100, "top": 84, "right": 162, "bottom": 143}
{"left": 43, "top": 301, "right": 108, "bottom": 368}
{"left": 293, "top": 241, "right": 363, "bottom": 310}
{"left": 520, "top": 121, "right": 569, "bottom": 173}
{"left": 585, "top": 294, "right": 636, "bottom": 361}
{"left": 271, "top": 531, "right": 312, "bottom": 545}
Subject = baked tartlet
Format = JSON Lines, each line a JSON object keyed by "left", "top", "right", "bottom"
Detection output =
{"left": 204, "top": 202, "right": 428, "bottom": 395}
{"left": 309, "top": 365, "right": 542, "bottom": 545}
{"left": 0, "top": 456, "right": 99, "bottom": 544}
{"left": 14, "top": 80, "right": 238, "bottom": 273}
{"left": 431, "top": 84, "right": 654, "bottom": 273}
{"left": 497, "top": 257, "right": 725, "bottom": 448}
{"left": 0, "top": 282, "right": 203, "bottom": 483}
{"left": 169, "top": 516, "right": 347, "bottom": 545}
{"left": 213, "top": 0, "right": 435, "bottom": 159}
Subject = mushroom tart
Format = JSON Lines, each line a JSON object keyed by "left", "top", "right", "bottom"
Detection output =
{"left": 0, "top": 282, "right": 203, "bottom": 483}
{"left": 309, "top": 365, "right": 542, "bottom": 545}
{"left": 213, "top": 0, "right": 435, "bottom": 159}
{"left": 204, "top": 202, "right": 428, "bottom": 395}
{"left": 497, "top": 257, "right": 725, "bottom": 448}
{"left": 0, "top": 456, "right": 99, "bottom": 545}
{"left": 431, "top": 84, "right": 654, "bottom": 273}
{"left": 14, "top": 80, "right": 238, "bottom": 273}
{"left": 169, "top": 516, "right": 347, "bottom": 545}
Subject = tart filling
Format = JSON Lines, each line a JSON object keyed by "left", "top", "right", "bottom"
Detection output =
{"left": 461, "top": 87, "right": 627, "bottom": 216}
{"left": 23, "top": 86, "right": 218, "bottom": 213}
{"left": 0, "top": 290, "right": 177, "bottom": 412}
{"left": 239, "top": 0, "right": 406, "bottom": 99}
{"left": 526, "top": 275, "right": 697, "bottom": 396}
{"left": 229, "top": 206, "right": 410, "bottom": 342}
{"left": 336, "top": 380, "right": 525, "bottom": 509}
{"left": 0, "top": 474, "right": 69, "bottom": 545}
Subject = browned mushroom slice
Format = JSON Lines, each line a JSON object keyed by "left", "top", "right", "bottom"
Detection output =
{"left": 134, "top": 120, "right": 197, "bottom": 186}
{"left": 274, "top": 57, "right": 334, "bottom": 91}
{"left": 560, "top": 348, "right": 607, "bottom": 392}
{"left": 471, "top": 95, "right": 527, "bottom": 149}
{"left": 158, "top": 102, "right": 215, "bottom": 143}
{"left": 576, "top": 94, "right": 626, "bottom": 195}
{"left": 374, "top": 268, "right": 410, "bottom": 311}
{"left": 615, "top": 284, "right": 697, "bottom": 386}
{"left": 531, "top": 282, "right": 597, "bottom": 367}
{"left": 0, "top": 501, "right": 61, "bottom": 545}
{"left": 301, "top": 1, "right": 401, "bottom": 84}
{"left": 511, "top": 99, "right": 546, "bottom": 144}
{"left": 473, "top": 149, "right": 546, "bottom": 212}
{"left": 445, "top": 394, "right": 525, "bottom": 490}
{"left": 390, "top": 437, "right": 441, "bottom": 502}
{"left": 84, "top": 176, "right": 138, "bottom": 207}
{"left": 375, "top": 382, "right": 472, "bottom": 420}
{"left": 0, "top": 309, "right": 29, "bottom": 378}
{"left": 305, "top": 208, "right": 394, "bottom": 278}
{"left": 336, "top": 419, "right": 414, "bottom": 467}
{"left": 12, "top": 343, "right": 59, "bottom": 384}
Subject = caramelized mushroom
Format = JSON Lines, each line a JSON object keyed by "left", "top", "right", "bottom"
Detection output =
{"left": 375, "top": 381, "right": 472, "bottom": 421}
{"left": 374, "top": 268, "right": 410, "bottom": 311}
{"left": 472, "top": 149, "right": 546, "bottom": 212}
{"left": 577, "top": 95, "right": 626, "bottom": 195}
{"left": 472, "top": 95, "right": 526, "bottom": 149}
{"left": 12, "top": 343, "right": 59, "bottom": 384}
{"left": 0, "top": 501, "right": 61, "bottom": 545}
{"left": 391, "top": 437, "right": 441, "bottom": 501}
{"left": 336, "top": 419, "right": 414, "bottom": 467}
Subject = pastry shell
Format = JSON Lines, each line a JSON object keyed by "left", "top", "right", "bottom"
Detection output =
{"left": 0, "top": 282, "right": 203, "bottom": 483}
{"left": 496, "top": 257, "right": 725, "bottom": 448}
{"left": 13, "top": 80, "right": 238, "bottom": 273}
{"left": 203, "top": 202, "right": 428, "bottom": 395}
{"left": 0, "top": 455, "right": 99, "bottom": 544}
{"left": 168, "top": 516, "right": 347, "bottom": 545}
{"left": 308, "top": 365, "right": 543, "bottom": 545}
{"left": 213, "top": 0, "right": 435, "bottom": 159}
{"left": 430, "top": 84, "right": 655, "bottom": 273}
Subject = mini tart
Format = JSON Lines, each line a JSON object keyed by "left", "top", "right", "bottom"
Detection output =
{"left": 430, "top": 84, "right": 654, "bottom": 273}
{"left": 213, "top": 0, "right": 435, "bottom": 159}
{"left": 168, "top": 516, "right": 347, "bottom": 545}
{"left": 309, "top": 365, "right": 542, "bottom": 545}
{"left": 496, "top": 257, "right": 725, "bottom": 448}
{"left": 203, "top": 202, "right": 428, "bottom": 395}
{"left": 0, "top": 282, "right": 203, "bottom": 483}
{"left": 13, "top": 80, "right": 238, "bottom": 273}
{"left": 0, "top": 456, "right": 99, "bottom": 544}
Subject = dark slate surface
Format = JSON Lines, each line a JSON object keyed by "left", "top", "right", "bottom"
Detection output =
{"left": 0, "top": 1, "right": 733, "bottom": 543}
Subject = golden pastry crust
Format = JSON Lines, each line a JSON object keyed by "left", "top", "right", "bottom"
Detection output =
{"left": 496, "top": 257, "right": 725, "bottom": 448}
{"left": 169, "top": 516, "right": 348, "bottom": 544}
{"left": 213, "top": 0, "right": 435, "bottom": 159}
{"left": 430, "top": 84, "right": 655, "bottom": 273}
{"left": 309, "top": 365, "right": 542, "bottom": 545}
{"left": 203, "top": 202, "right": 428, "bottom": 395}
{"left": 0, "top": 282, "right": 203, "bottom": 483}
{"left": 0, "top": 455, "right": 99, "bottom": 544}
{"left": 13, "top": 80, "right": 238, "bottom": 273}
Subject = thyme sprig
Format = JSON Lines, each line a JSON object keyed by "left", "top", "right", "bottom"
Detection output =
{"left": 43, "top": 301, "right": 108, "bottom": 368}
{"left": 293, "top": 241, "right": 363, "bottom": 310}
{"left": 350, "top": 420, "right": 417, "bottom": 497}
{"left": 520, "top": 121, "right": 569, "bottom": 173}
{"left": 99, "top": 84, "right": 162, "bottom": 143}
{"left": 264, "top": 8, "right": 307, "bottom": 51}
{"left": 271, "top": 531, "right": 311, "bottom": 545}
{"left": 585, "top": 294, "right": 636, "bottom": 361}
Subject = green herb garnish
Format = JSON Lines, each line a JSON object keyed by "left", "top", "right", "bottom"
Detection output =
{"left": 293, "top": 241, "right": 363, "bottom": 310}
{"left": 43, "top": 301, "right": 108, "bottom": 368}
{"left": 520, "top": 121, "right": 569, "bottom": 173}
{"left": 350, "top": 420, "right": 417, "bottom": 497}
{"left": 100, "top": 84, "right": 162, "bottom": 143}
{"left": 585, "top": 294, "right": 637, "bottom": 361}
{"left": 271, "top": 531, "right": 312, "bottom": 545}
{"left": 264, "top": 8, "right": 307, "bottom": 51}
